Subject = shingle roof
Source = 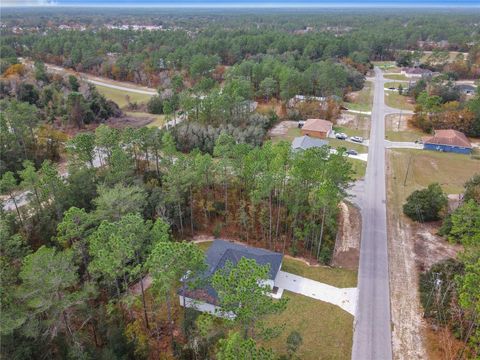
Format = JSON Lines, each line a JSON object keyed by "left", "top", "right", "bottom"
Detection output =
{"left": 292, "top": 135, "right": 328, "bottom": 150}
{"left": 423, "top": 129, "right": 472, "bottom": 148}
{"left": 302, "top": 118, "right": 333, "bottom": 133}
{"left": 183, "top": 240, "right": 283, "bottom": 305}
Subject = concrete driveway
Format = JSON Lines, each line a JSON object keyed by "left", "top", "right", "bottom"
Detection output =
{"left": 275, "top": 271, "right": 357, "bottom": 315}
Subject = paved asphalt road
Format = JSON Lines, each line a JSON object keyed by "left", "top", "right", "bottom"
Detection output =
{"left": 352, "top": 67, "right": 393, "bottom": 360}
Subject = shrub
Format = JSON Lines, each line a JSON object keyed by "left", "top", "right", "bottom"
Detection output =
{"left": 147, "top": 95, "right": 163, "bottom": 114}
{"left": 286, "top": 330, "right": 303, "bottom": 356}
{"left": 403, "top": 183, "right": 448, "bottom": 222}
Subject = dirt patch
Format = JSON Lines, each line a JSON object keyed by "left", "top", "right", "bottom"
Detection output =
{"left": 386, "top": 154, "right": 462, "bottom": 360}
{"left": 256, "top": 99, "right": 286, "bottom": 118}
{"left": 332, "top": 202, "right": 361, "bottom": 270}
{"left": 412, "top": 222, "right": 462, "bottom": 273}
{"left": 386, "top": 156, "right": 428, "bottom": 360}
{"left": 268, "top": 120, "right": 298, "bottom": 137}
{"left": 385, "top": 113, "right": 414, "bottom": 132}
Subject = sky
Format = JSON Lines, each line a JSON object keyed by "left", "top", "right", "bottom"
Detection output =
{"left": 2, "top": 0, "right": 480, "bottom": 7}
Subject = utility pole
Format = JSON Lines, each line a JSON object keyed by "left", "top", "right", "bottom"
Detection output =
{"left": 403, "top": 153, "right": 413, "bottom": 186}
{"left": 398, "top": 109, "right": 402, "bottom": 131}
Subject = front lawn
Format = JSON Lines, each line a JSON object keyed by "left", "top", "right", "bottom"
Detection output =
{"left": 384, "top": 92, "right": 415, "bottom": 111}
{"left": 328, "top": 138, "right": 368, "bottom": 154}
{"left": 95, "top": 84, "right": 153, "bottom": 108}
{"left": 385, "top": 113, "right": 425, "bottom": 142}
{"left": 124, "top": 111, "right": 166, "bottom": 128}
{"left": 384, "top": 74, "right": 409, "bottom": 81}
{"left": 281, "top": 257, "right": 357, "bottom": 288}
{"left": 387, "top": 149, "right": 480, "bottom": 212}
{"left": 373, "top": 61, "right": 401, "bottom": 72}
{"left": 348, "top": 158, "right": 367, "bottom": 180}
{"left": 343, "top": 81, "right": 373, "bottom": 112}
{"left": 262, "top": 291, "right": 354, "bottom": 360}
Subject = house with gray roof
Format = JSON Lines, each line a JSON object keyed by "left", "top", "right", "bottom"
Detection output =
{"left": 292, "top": 135, "right": 328, "bottom": 151}
{"left": 179, "top": 240, "right": 284, "bottom": 318}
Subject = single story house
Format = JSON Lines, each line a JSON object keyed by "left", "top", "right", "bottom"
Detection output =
{"left": 179, "top": 240, "right": 284, "bottom": 318}
{"left": 301, "top": 119, "right": 333, "bottom": 139}
{"left": 292, "top": 135, "right": 328, "bottom": 151}
{"left": 422, "top": 129, "right": 473, "bottom": 154}
{"left": 401, "top": 67, "right": 434, "bottom": 78}
{"left": 287, "top": 95, "right": 326, "bottom": 108}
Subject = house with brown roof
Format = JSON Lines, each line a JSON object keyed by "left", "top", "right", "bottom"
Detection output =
{"left": 300, "top": 119, "right": 333, "bottom": 139}
{"left": 422, "top": 129, "right": 472, "bottom": 154}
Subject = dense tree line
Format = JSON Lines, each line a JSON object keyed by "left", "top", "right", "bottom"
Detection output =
{"left": 409, "top": 77, "right": 480, "bottom": 137}
{"left": 418, "top": 175, "right": 480, "bottom": 358}
{"left": 1, "top": 110, "right": 353, "bottom": 358}
{"left": 0, "top": 63, "right": 120, "bottom": 176}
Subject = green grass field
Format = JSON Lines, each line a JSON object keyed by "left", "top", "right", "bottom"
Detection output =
{"left": 281, "top": 257, "right": 357, "bottom": 288}
{"left": 383, "top": 74, "right": 409, "bottom": 81}
{"left": 335, "top": 122, "right": 370, "bottom": 138}
{"left": 373, "top": 61, "right": 401, "bottom": 73}
{"left": 95, "top": 84, "right": 153, "bottom": 108}
{"left": 262, "top": 291, "right": 354, "bottom": 360}
{"left": 124, "top": 112, "right": 166, "bottom": 128}
{"left": 388, "top": 149, "right": 480, "bottom": 213}
{"left": 348, "top": 158, "right": 367, "bottom": 179}
{"left": 328, "top": 138, "right": 368, "bottom": 154}
{"left": 384, "top": 81, "right": 409, "bottom": 89}
{"left": 384, "top": 92, "right": 415, "bottom": 111}
{"left": 343, "top": 81, "right": 373, "bottom": 112}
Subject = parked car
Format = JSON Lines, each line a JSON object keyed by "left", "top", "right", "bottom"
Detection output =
{"left": 346, "top": 149, "right": 358, "bottom": 156}
{"left": 351, "top": 136, "right": 363, "bottom": 143}
{"left": 298, "top": 120, "right": 305, "bottom": 128}
{"left": 335, "top": 132, "right": 348, "bottom": 140}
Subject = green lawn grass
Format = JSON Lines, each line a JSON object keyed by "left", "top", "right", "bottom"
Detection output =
{"left": 384, "top": 81, "right": 409, "bottom": 89}
{"left": 95, "top": 84, "right": 153, "bottom": 108}
{"left": 348, "top": 158, "right": 367, "bottom": 180}
{"left": 384, "top": 92, "right": 415, "bottom": 111}
{"left": 343, "top": 81, "right": 373, "bottom": 112}
{"left": 124, "top": 112, "right": 166, "bottom": 128}
{"left": 385, "top": 131, "right": 424, "bottom": 142}
{"left": 271, "top": 126, "right": 301, "bottom": 143}
{"left": 281, "top": 257, "right": 357, "bottom": 288}
{"left": 373, "top": 61, "right": 400, "bottom": 72}
{"left": 262, "top": 291, "right": 354, "bottom": 360}
{"left": 328, "top": 138, "right": 368, "bottom": 154}
{"left": 388, "top": 149, "right": 480, "bottom": 213}
{"left": 333, "top": 122, "right": 370, "bottom": 139}
{"left": 384, "top": 74, "right": 409, "bottom": 81}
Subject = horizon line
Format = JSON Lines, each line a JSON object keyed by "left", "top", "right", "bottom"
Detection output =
{"left": 3, "top": 4, "right": 480, "bottom": 9}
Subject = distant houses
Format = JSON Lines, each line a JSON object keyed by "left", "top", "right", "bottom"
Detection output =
{"left": 287, "top": 95, "right": 326, "bottom": 108}
{"left": 291, "top": 135, "right": 328, "bottom": 151}
{"left": 179, "top": 240, "right": 284, "bottom": 318}
{"left": 422, "top": 129, "right": 473, "bottom": 154}
{"left": 400, "top": 67, "right": 434, "bottom": 78}
{"left": 300, "top": 119, "right": 333, "bottom": 139}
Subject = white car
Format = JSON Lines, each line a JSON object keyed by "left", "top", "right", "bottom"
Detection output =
{"left": 351, "top": 136, "right": 364, "bottom": 143}
{"left": 335, "top": 132, "right": 348, "bottom": 140}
